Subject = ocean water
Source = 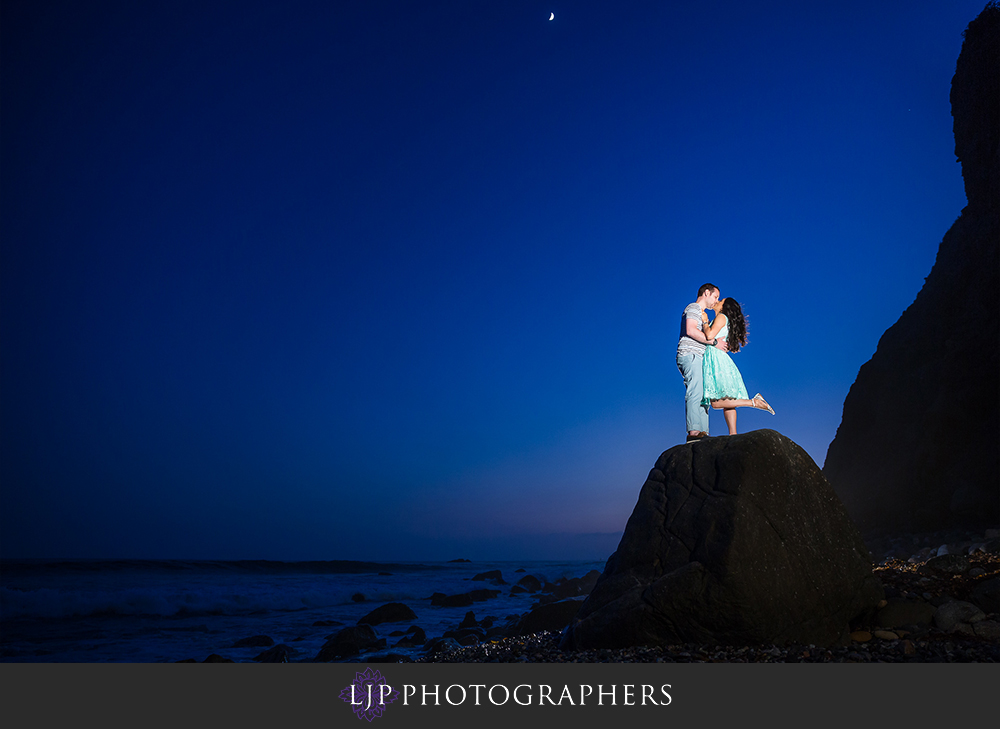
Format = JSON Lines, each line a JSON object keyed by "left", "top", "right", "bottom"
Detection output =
{"left": 0, "top": 558, "right": 607, "bottom": 663}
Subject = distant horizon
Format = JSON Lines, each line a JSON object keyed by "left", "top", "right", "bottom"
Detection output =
{"left": 0, "top": 530, "right": 627, "bottom": 563}
{"left": 0, "top": 550, "right": 618, "bottom": 564}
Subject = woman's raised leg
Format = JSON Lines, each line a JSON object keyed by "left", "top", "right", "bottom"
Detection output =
{"left": 710, "top": 395, "right": 775, "bottom": 436}
{"left": 710, "top": 398, "right": 754, "bottom": 409}
{"left": 710, "top": 395, "right": 774, "bottom": 413}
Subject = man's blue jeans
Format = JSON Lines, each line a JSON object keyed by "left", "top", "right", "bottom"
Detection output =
{"left": 676, "top": 352, "right": 708, "bottom": 434}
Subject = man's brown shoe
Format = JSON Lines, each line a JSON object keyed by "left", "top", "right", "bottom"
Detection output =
{"left": 686, "top": 431, "right": 709, "bottom": 443}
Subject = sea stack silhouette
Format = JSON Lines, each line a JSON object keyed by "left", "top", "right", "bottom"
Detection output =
{"left": 823, "top": 3, "right": 999, "bottom": 538}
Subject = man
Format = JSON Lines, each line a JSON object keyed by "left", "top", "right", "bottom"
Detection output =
{"left": 676, "top": 283, "right": 728, "bottom": 443}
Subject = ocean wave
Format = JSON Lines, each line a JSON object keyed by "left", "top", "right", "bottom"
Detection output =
{"left": 0, "top": 582, "right": 365, "bottom": 619}
{"left": 0, "top": 559, "right": 606, "bottom": 621}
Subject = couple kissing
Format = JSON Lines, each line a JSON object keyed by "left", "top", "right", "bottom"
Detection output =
{"left": 675, "top": 283, "right": 774, "bottom": 444}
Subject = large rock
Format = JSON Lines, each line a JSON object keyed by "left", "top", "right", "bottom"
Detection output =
{"left": 822, "top": 4, "right": 999, "bottom": 538}
{"left": 253, "top": 644, "right": 296, "bottom": 663}
{"left": 876, "top": 598, "right": 937, "bottom": 629}
{"left": 430, "top": 589, "right": 499, "bottom": 607}
{"left": 357, "top": 602, "right": 417, "bottom": 626}
{"left": 315, "top": 625, "right": 384, "bottom": 661}
{"left": 513, "top": 575, "right": 543, "bottom": 593}
{"left": 542, "top": 571, "right": 601, "bottom": 600}
{"left": 472, "top": 570, "right": 506, "bottom": 584}
{"left": 970, "top": 576, "right": 1000, "bottom": 614}
{"left": 393, "top": 626, "right": 427, "bottom": 647}
{"left": 933, "top": 601, "right": 985, "bottom": 632}
{"left": 560, "top": 430, "right": 884, "bottom": 650}
{"left": 202, "top": 654, "right": 235, "bottom": 663}
{"left": 512, "top": 599, "right": 586, "bottom": 636}
{"left": 919, "top": 554, "right": 971, "bottom": 575}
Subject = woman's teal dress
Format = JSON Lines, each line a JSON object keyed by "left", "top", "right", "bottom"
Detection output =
{"left": 702, "top": 318, "right": 749, "bottom": 407}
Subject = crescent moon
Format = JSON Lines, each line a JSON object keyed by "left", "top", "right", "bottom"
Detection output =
{"left": 549, "top": 12, "right": 554, "bottom": 20}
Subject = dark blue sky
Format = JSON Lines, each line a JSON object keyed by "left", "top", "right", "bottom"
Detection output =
{"left": 1, "top": 1, "right": 982, "bottom": 561}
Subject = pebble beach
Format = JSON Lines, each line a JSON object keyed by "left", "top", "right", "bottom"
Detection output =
{"left": 411, "top": 528, "right": 1000, "bottom": 664}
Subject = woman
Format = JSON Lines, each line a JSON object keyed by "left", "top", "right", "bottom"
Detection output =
{"left": 700, "top": 297, "right": 774, "bottom": 435}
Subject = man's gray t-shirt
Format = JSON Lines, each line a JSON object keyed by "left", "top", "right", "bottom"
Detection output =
{"left": 677, "top": 303, "right": 706, "bottom": 357}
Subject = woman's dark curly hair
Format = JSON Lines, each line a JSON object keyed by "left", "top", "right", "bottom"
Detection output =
{"left": 721, "top": 298, "right": 747, "bottom": 353}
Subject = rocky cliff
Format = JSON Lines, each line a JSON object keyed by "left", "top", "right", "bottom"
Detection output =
{"left": 822, "top": 3, "right": 999, "bottom": 538}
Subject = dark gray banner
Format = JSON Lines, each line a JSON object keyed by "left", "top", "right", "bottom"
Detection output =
{"left": 3, "top": 663, "right": 997, "bottom": 727}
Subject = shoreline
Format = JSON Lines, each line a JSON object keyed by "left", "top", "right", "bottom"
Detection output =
{"left": 3, "top": 531, "right": 996, "bottom": 663}
{"left": 401, "top": 528, "right": 1000, "bottom": 664}
{"left": 410, "top": 626, "right": 1000, "bottom": 663}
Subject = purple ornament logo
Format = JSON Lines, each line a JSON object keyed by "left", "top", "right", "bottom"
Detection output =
{"left": 339, "top": 667, "right": 400, "bottom": 721}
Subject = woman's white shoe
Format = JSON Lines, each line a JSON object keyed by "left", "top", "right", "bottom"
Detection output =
{"left": 753, "top": 393, "right": 775, "bottom": 415}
